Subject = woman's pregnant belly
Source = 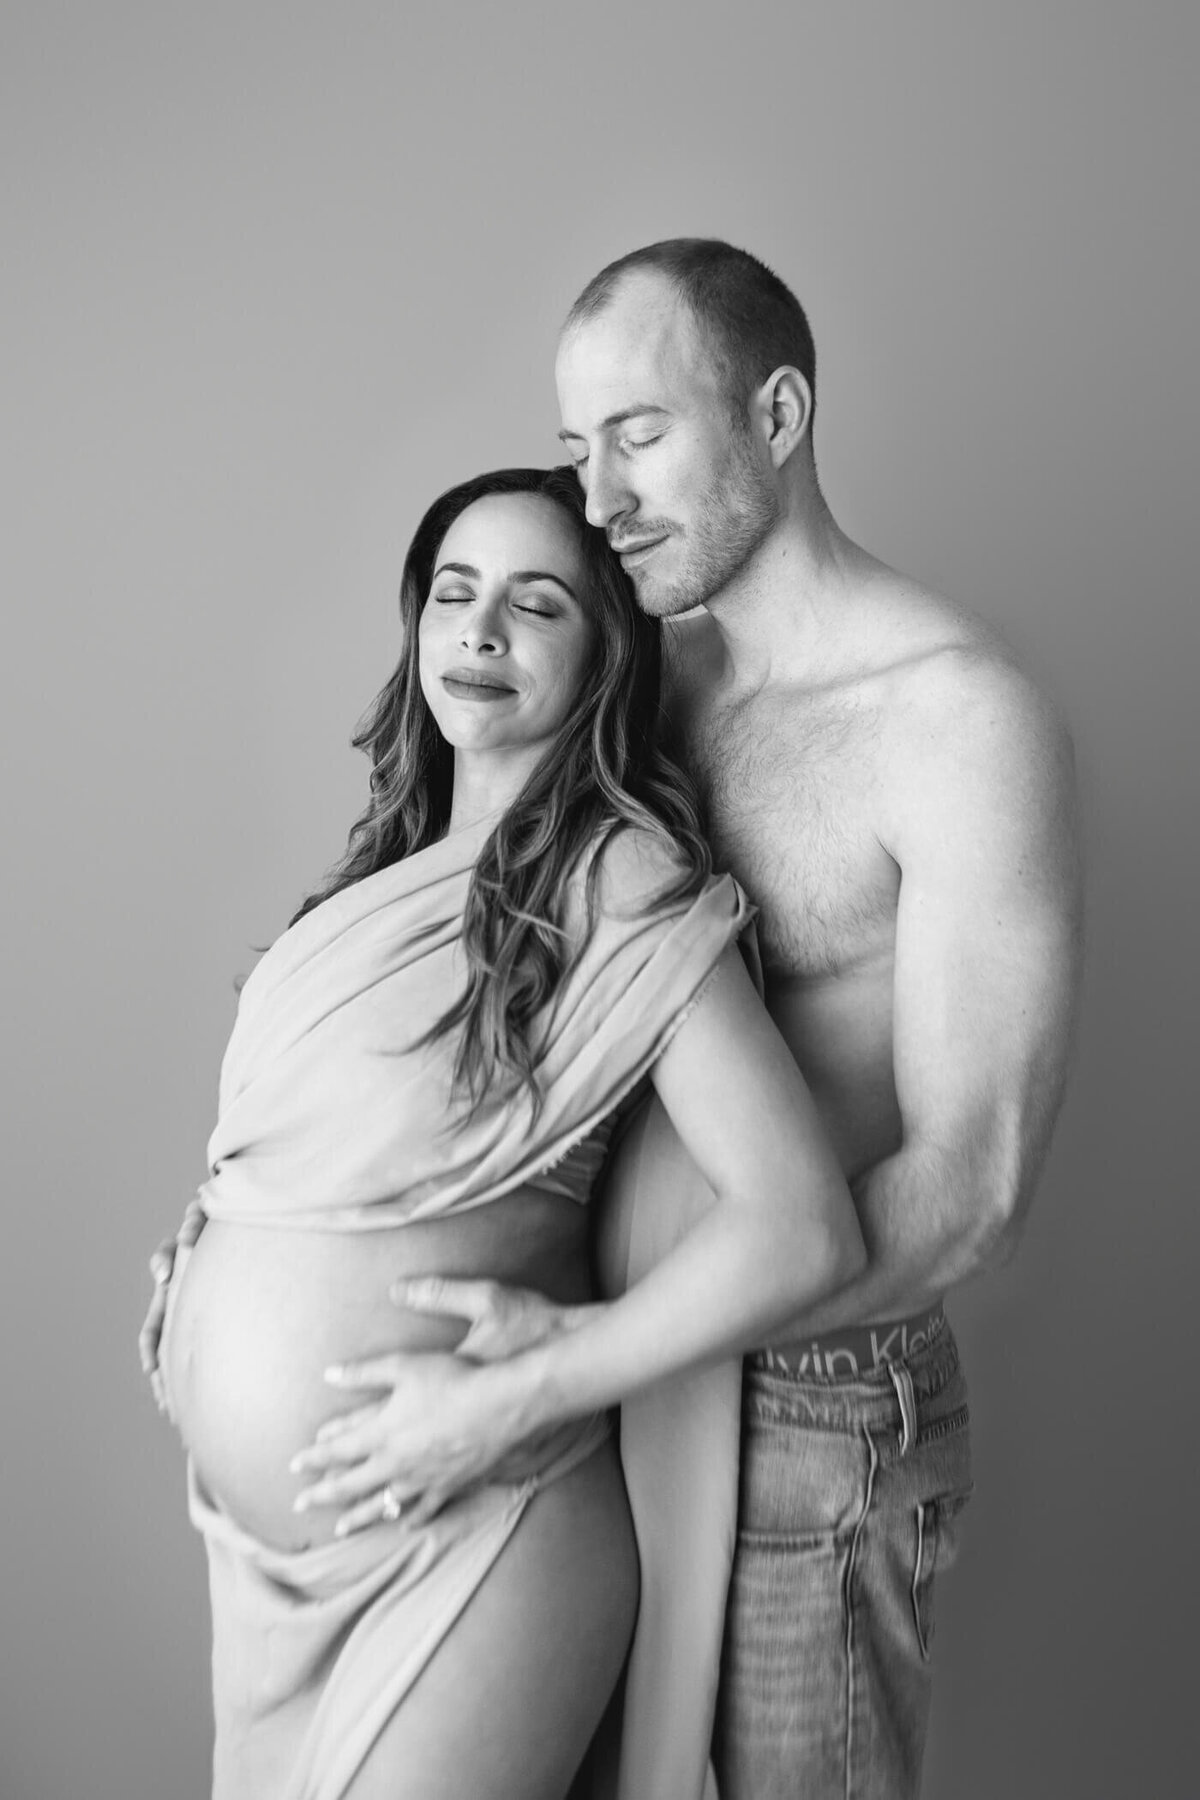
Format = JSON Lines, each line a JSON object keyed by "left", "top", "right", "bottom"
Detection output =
{"left": 163, "top": 1191, "right": 591, "bottom": 1550}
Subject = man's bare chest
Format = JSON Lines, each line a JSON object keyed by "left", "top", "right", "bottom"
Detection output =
{"left": 683, "top": 699, "right": 898, "bottom": 980}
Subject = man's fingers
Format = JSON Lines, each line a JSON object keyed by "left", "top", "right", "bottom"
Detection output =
{"left": 290, "top": 1424, "right": 376, "bottom": 1476}
{"left": 293, "top": 1456, "right": 393, "bottom": 1516}
{"left": 391, "top": 1277, "right": 503, "bottom": 1323}
{"left": 405, "top": 1486, "right": 452, "bottom": 1528}
{"left": 314, "top": 1403, "right": 382, "bottom": 1445}
{"left": 332, "top": 1492, "right": 397, "bottom": 1539}
{"left": 456, "top": 1309, "right": 536, "bottom": 1358}
{"left": 324, "top": 1356, "right": 403, "bottom": 1391}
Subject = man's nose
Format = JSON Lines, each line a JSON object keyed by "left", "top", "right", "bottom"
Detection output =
{"left": 583, "top": 453, "right": 633, "bottom": 532}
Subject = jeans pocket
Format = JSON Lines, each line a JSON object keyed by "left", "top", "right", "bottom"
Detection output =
{"left": 738, "top": 1416, "right": 869, "bottom": 1547}
{"left": 911, "top": 1488, "right": 973, "bottom": 1661}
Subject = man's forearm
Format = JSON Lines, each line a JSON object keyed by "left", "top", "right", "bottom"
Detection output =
{"left": 775, "top": 1139, "right": 1018, "bottom": 1336}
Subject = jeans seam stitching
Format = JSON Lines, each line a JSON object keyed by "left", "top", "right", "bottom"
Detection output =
{"left": 913, "top": 1406, "right": 971, "bottom": 1445}
{"left": 736, "top": 1527, "right": 857, "bottom": 1550}
{"left": 911, "top": 1500, "right": 933, "bottom": 1662}
{"left": 844, "top": 1424, "right": 877, "bottom": 1795}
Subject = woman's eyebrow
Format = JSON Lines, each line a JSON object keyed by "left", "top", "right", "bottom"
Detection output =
{"left": 510, "top": 570, "right": 577, "bottom": 599}
{"left": 431, "top": 561, "right": 576, "bottom": 600}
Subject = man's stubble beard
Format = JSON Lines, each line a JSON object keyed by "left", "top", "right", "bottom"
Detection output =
{"left": 631, "top": 432, "right": 780, "bottom": 619}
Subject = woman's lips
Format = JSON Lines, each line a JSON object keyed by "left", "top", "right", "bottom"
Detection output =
{"left": 442, "top": 670, "right": 516, "bottom": 702}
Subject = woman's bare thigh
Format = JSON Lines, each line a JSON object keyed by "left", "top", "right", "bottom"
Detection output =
{"left": 343, "top": 1438, "right": 638, "bottom": 1800}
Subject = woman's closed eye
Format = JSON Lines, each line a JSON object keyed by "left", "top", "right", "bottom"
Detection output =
{"left": 432, "top": 588, "right": 555, "bottom": 618}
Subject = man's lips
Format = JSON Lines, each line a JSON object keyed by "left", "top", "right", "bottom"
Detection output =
{"left": 612, "top": 536, "right": 667, "bottom": 565}
{"left": 442, "top": 668, "right": 516, "bottom": 700}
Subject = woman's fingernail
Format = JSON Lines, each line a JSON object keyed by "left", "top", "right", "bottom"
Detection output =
{"left": 293, "top": 1494, "right": 310, "bottom": 1514}
{"left": 325, "top": 1365, "right": 344, "bottom": 1382}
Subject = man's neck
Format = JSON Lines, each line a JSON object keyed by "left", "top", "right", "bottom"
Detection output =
{"left": 697, "top": 495, "right": 880, "bottom": 699}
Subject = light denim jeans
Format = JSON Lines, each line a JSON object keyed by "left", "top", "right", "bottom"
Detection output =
{"left": 713, "top": 1321, "right": 973, "bottom": 1799}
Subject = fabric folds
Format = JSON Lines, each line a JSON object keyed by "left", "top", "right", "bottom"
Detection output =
{"left": 195, "top": 1418, "right": 613, "bottom": 1800}
{"left": 181, "top": 815, "right": 753, "bottom": 1798}
{"left": 201, "top": 815, "right": 751, "bottom": 1231}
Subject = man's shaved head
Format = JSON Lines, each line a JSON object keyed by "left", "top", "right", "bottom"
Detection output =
{"left": 564, "top": 237, "right": 816, "bottom": 424}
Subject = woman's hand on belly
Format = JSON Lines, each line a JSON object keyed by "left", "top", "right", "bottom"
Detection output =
{"left": 138, "top": 1199, "right": 207, "bottom": 1417}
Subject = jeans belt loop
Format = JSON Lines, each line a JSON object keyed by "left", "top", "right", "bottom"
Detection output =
{"left": 888, "top": 1361, "right": 917, "bottom": 1457}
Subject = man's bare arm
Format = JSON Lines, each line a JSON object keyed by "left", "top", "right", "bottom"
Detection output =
{"left": 796, "top": 647, "right": 1083, "bottom": 1332}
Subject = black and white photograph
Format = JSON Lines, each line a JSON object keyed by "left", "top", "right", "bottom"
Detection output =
{"left": 2, "top": 4, "right": 1195, "bottom": 1796}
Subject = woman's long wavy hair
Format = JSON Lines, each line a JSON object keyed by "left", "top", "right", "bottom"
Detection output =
{"left": 293, "top": 466, "right": 711, "bottom": 1115}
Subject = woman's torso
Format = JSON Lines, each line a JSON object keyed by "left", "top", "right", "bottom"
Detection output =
{"left": 163, "top": 1189, "right": 592, "bottom": 1550}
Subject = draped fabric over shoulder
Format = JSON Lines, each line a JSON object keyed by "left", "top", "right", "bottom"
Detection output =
{"left": 180, "top": 813, "right": 752, "bottom": 1800}
{"left": 200, "top": 814, "right": 747, "bottom": 1232}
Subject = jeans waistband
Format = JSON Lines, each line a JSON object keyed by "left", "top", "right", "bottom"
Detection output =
{"left": 743, "top": 1311, "right": 965, "bottom": 1440}
{"left": 751, "top": 1303, "right": 946, "bottom": 1383}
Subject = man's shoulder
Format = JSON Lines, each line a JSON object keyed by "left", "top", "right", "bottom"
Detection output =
{"left": 883, "top": 624, "right": 1072, "bottom": 777}
{"left": 873, "top": 608, "right": 1077, "bottom": 856}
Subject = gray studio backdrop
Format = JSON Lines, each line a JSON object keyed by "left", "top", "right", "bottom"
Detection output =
{"left": 2, "top": 4, "right": 1195, "bottom": 1797}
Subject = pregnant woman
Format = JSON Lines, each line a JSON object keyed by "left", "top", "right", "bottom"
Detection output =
{"left": 144, "top": 465, "right": 864, "bottom": 1800}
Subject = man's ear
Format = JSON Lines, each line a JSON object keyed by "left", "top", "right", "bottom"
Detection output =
{"left": 753, "top": 366, "right": 812, "bottom": 468}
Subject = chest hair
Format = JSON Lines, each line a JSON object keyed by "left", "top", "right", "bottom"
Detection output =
{"left": 682, "top": 690, "right": 897, "bottom": 980}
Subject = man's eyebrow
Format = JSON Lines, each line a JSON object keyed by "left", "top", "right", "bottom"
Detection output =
{"left": 557, "top": 405, "right": 670, "bottom": 444}
{"left": 432, "top": 561, "right": 577, "bottom": 600}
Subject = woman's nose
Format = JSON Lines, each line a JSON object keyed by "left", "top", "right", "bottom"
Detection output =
{"left": 460, "top": 599, "right": 507, "bottom": 653}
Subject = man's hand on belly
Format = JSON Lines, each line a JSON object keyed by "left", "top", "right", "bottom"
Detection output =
{"left": 288, "top": 1279, "right": 585, "bottom": 1537}
{"left": 400, "top": 1275, "right": 592, "bottom": 1362}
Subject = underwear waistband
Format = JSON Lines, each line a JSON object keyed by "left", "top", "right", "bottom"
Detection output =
{"left": 752, "top": 1303, "right": 946, "bottom": 1381}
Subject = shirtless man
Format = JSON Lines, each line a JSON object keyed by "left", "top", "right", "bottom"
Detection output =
{"left": 544, "top": 239, "right": 1080, "bottom": 1795}
{"left": 142, "top": 240, "right": 1081, "bottom": 1797}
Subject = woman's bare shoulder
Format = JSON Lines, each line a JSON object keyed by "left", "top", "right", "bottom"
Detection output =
{"left": 565, "top": 822, "right": 699, "bottom": 931}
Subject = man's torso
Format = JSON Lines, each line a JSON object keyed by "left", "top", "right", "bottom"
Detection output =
{"left": 676, "top": 658, "right": 903, "bottom": 1183}
{"left": 657, "top": 573, "right": 1008, "bottom": 1342}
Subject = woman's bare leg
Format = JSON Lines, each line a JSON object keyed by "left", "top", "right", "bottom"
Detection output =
{"left": 343, "top": 1439, "right": 638, "bottom": 1800}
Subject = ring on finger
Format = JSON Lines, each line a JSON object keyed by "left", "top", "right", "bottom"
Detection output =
{"left": 379, "top": 1484, "right": 402, "bottom": 1523}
